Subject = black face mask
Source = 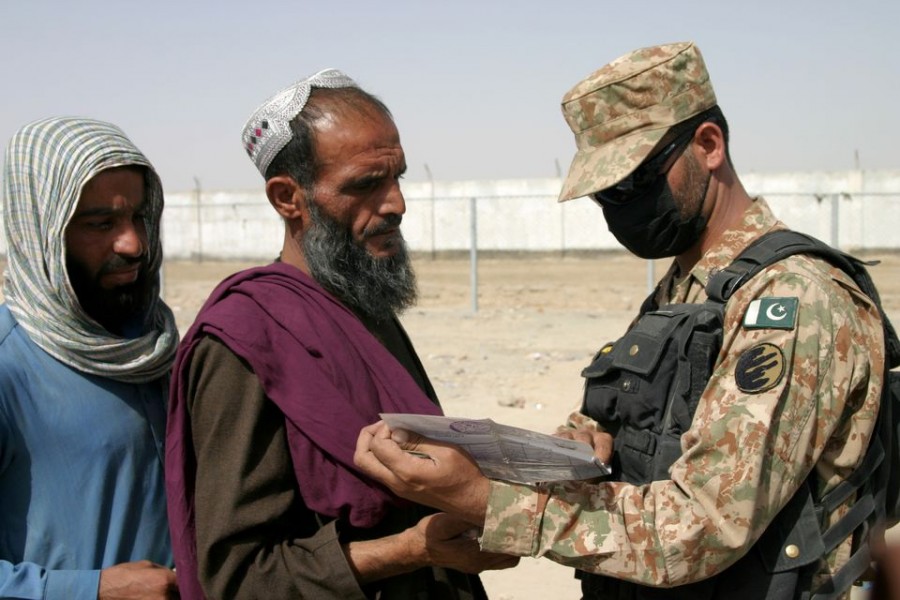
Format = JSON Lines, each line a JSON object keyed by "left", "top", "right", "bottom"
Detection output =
{"left": 601, "top": 174, "right": 709, "bottom": 259}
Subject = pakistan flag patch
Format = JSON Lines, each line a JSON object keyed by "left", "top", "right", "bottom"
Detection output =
{"left": 743, "top": 297, "right": 799, "bottom": 330}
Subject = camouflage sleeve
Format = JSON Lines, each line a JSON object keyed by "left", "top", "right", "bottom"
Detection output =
{"left": 480, "top": 257, "right": 883, "bottom": 587}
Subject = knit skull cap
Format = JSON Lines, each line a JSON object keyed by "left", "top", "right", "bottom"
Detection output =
{"left": 241, "top": 68, "right": 359, "bottom": 177}
{"left": 558, "top": 41, "right": 717, "bottom": 202}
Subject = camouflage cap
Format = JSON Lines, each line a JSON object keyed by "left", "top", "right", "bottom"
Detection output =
{"left": 558, "top": 41, "right": 717, "bottom": 202}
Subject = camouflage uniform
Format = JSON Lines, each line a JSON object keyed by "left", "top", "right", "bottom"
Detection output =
{"left": 480, "top": 197, "right": 884, "bottom": 590}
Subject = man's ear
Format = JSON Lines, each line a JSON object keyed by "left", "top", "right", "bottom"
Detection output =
{"left": 694, "top": 121, "right": 726, "bottom": 171}
{"left": 266, "top": 175, "right": 306, "bottom": 220}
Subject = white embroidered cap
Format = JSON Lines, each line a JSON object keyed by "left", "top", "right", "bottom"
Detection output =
{"left": 241, "top": 68, "right": 359, "bottom": 177}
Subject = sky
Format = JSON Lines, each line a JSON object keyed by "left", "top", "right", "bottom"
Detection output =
{"left": 1, "top": 0, "right": 898, "bottom": 193}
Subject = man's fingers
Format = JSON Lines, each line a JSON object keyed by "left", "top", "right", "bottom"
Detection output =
{"left": 571, "top": 431, "right": 593, "bottom": 446}
{"left": 554, "top": 427, "right": 615, "bottom": 464}
{"left": 354, "top": 424, "right": 405, "bottom": 488}
{"left": 359, "top": 421, "right": 429, "bottom": 453}
{"left": 360, "top": 420, "right": 388, "bottom": 437}
{"left": 424, "top": 512, "right": 479, "bottom": 539}
{"left": 591, "top": 431, "right": 614, "bottom": 463}
{"left": 355, "top": 425, "right": 434, "bottom": 495}
{"left": 390, "top": 427, "right": 432, "bottom": 453}
{"left": 391, "top": 427, "right": 410, "bottom": 444}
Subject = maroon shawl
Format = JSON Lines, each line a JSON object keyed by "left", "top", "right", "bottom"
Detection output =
{"left": 165, "top": 263, "right": 441, "bottom": 600}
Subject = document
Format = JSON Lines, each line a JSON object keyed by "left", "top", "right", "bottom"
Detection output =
{"left": 380, "top": 413, "right": 611, "bottom": 484}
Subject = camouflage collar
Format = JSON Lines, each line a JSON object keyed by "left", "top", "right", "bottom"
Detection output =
{"left": 661, "top": 197, "right": 785, "bottom": 304}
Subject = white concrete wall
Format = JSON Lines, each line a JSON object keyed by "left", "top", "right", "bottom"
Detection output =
{"left": 741, "top": 170, "right": 900, "bottom": 250}
{"left": 161, "top": 190, "right": 283, "bottom": 261}
{"left": 2, "top": 170, "right": 898, "bottom": 260}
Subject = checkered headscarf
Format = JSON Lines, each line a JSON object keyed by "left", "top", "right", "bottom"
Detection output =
{"left": 2, "top": 116, "right": 178, "bottom": 383}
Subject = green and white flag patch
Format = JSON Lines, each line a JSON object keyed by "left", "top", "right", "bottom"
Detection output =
{"left": 743, "top": 297, "right": 799, "bottom": 330}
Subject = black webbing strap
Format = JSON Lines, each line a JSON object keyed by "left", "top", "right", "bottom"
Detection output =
{"left": 707, "top": 230, "right": 900, "bottom": 368}
{"left": 707, "top": 231, "right": 856, "bottom": 303}
{"left": 819, "top": 437, "right": 885, "bottom": 516}
{"left": 810, "top": 541, "right": 872, "bottom": 600}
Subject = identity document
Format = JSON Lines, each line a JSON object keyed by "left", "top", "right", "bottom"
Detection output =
{"left": 380, "top": 413, "right": 611, "bottom": 484}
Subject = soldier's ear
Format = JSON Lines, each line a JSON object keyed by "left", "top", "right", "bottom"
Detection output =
{"left": 266, "top": 176, "right": 306, "bottom": 220}
{"left": 693, "top": 121, "right": 726, "bottom": 171}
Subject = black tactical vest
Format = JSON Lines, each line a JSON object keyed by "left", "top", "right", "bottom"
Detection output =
{"left": 581, "top": 301, "right": 721, "bottom": 487}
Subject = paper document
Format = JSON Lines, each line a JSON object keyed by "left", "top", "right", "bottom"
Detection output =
{"left": 380, "top": 413, "right": 611, "bottom": 484}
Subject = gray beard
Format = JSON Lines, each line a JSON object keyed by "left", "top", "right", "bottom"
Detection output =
{"left": 302, "top": 199, "right": 417, "bottom": 322}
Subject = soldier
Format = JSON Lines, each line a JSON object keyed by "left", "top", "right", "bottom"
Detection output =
{"left": 355, "top": 41, "right": 886, "bottom": 599}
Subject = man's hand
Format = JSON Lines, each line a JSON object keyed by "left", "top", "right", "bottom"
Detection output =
{"left": 355, "top": 421, "right": 490, "bottom": 524}
{"left": 98, "top": 560, "right": 178, "bottom": 599}
{"left": 406, "top": 513, "right": 519, "bottom": 574}
{"left": 344, "top": 512, "right": 519, "bottom": 584}
{"left": 554, "top": 426, "right": 614, "bottom": 466}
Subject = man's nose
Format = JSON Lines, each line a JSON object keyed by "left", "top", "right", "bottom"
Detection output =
{"left": 380, "top": 182, "right": 406, "bottom": 216}
{"left": 114, "top": 222, "right": 146, "bottom": 257}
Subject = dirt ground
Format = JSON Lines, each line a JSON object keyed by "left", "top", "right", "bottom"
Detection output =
{"left": 2, "top": 250, "right": 895, "bottom": 597}
{"left": 157, "top": 250, "right": 900, "bottom": 599}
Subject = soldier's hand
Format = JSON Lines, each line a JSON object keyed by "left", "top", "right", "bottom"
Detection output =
{"left": 405, "top": 513, "right": 519, "bottom": 574}
{"left": 98, "top": 560, "right": 179, "bottom": 599}
{"left": 355, "top": 421, "right": 490, "bottom": 524}
{"left": 554, "top": 426, "right": 614, "bottom": 465}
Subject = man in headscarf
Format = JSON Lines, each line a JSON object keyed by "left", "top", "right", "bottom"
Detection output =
{"left": 165, "top": 69, "right": 517, "bottom": 600}
{"left": 0, "top": 117, "right": 180, "bottom": 599}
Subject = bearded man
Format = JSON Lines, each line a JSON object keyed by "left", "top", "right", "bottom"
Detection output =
{"left": 0, "top": 117, "right": 180, "bottom": 599}
{"left": 164, "top": 69, "right": 516, "bottom": 600}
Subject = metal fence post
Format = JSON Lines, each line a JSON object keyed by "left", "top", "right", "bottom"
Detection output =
{"left": 831, "top": 193, "right": 839, "bottom": 249}
{"left": 560, "top": 200, "right": 566, "bottom": 257}
{"left": 470, "top": 196, "right": 478, "bottom": 313}
{"left": 194, "top": 176, "right": 203, "bottom": 262}
{"left": 425, "top": 164, "right": 435, "bottom": 260}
